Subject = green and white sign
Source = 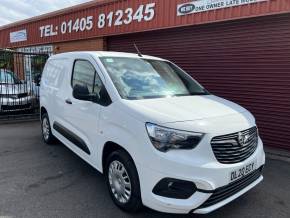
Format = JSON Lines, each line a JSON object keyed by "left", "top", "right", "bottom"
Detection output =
{"left": 177, "top": 0, "right": 268, "bottom": 16}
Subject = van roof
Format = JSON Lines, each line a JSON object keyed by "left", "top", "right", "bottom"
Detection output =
{"left": 49, "top": 51, "right": 166, "bottom": 61}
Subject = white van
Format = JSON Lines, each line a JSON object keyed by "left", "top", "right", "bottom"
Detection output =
{"left": 40, "top": 51, "right": 265, "bottom": 214}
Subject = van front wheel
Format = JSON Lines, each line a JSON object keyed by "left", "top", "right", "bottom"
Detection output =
{"left": 41, "top": 113, "right": 56, "bottom": 144}
{"left": 105, "top": 150, "right": 143, "bottom": 213}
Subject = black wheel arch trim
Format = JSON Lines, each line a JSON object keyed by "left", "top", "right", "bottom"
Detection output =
{"left": 53, "top": 121, "right": 91, "bottom": 155}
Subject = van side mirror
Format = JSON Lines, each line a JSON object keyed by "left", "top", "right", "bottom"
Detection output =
{"left": 72, "top": 84, "right": 99, "bottom": 102}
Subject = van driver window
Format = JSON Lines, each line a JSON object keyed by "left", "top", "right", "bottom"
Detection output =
{"left": 72, "top": 60, "right": 102, "bottom": 95}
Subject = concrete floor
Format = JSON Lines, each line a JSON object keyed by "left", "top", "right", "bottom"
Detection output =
{"left": 0, "top": 121, "right": 289, "bottom": 218}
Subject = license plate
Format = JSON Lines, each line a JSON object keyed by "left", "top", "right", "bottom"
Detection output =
{"left": 230, "top": 161, "right": 256, "bottom": 182}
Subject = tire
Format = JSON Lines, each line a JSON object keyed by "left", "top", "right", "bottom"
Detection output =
{"left": 105, "top": 150, "right": 143, "bottom": 213}
{"left": 41, "top": 113, "right": 56, "bottom": 144}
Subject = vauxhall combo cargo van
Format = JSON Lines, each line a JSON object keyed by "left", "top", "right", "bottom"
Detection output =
{"left": 40, "top": 51, "right": 265, "bottom": 214}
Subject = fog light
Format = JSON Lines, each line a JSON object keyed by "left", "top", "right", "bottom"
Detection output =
{"left": 152, "top": 178, "right": 197, "bottom": 199}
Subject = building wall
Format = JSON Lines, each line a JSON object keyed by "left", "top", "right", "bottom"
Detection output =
{"left": 54, "top": 38, "right": 105, "bottom": 53}
{"left": 0, "top": 0, "right": 289, "bottom": 151}
{"left": 0, "top": 0, "right": 289, "bottom": 49}
{"left": 13, "top": 53, "right": 25, "bottom": 80}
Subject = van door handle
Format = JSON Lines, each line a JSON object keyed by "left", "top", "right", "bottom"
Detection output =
{"left": 65, "top": 99, "right": 72, "bottom": 104}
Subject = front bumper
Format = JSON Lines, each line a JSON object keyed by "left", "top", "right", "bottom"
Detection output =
{"left": 137, "top": 139, "right": 265, "bottom": 214}
{"left": 0, "top": 96, "right": 36, "bottom": 111}
{"left": 194, "top": 174, "right": 263, "bottom": 214}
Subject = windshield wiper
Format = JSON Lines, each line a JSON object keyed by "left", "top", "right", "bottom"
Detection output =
{"left": 191, "top": 92, "right": 210, "bottom": 96}
{"left": 172, "top": 92, "right": 209, "bottom": 97}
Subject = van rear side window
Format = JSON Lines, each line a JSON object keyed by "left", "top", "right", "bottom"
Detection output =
{"left": 42, "top": 59, "right": 66, "bottom": 88}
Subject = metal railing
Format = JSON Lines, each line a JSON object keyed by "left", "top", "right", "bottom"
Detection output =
{"left": 0, "top": 49, "right": 51, "bottom": 120}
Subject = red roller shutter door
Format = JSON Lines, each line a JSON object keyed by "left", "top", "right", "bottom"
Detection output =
{"left": 107, "top": 13, "right": 290, "bottom": 151}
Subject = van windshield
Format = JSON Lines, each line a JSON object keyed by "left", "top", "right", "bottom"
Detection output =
{"left": 100, "top": 57, "right": 209, "bottom": 100}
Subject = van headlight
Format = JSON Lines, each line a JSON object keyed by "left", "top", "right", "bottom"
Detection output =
{"left": 145, "top": 123, "right": 204, "bottom": 152}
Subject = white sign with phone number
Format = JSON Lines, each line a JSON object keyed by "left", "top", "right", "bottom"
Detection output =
{"left": 39, "top": 3, "right": 156, "bottom": 38}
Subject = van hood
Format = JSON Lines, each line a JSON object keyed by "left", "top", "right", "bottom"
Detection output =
{"left": 122, "top": 95, "right": 248, "bottom": 124}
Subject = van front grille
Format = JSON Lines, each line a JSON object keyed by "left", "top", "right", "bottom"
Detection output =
{"left": 211, "top": 127, "right": 258, "bottom": 164}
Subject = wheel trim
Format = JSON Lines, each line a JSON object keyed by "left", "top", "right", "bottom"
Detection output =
{"left": 108, "top": 160, "right": 132, "bottom": 204}
{"left": 42, "top": 117, "right": 50, "bottom": 141}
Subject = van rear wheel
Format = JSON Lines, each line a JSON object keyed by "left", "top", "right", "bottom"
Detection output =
{"left": 41, "top": 113, "right": 56, "bottom": 144}
{"left": 105, "top": 150, "right": 143, "bottom": 213}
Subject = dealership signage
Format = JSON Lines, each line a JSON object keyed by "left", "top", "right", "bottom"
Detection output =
{"left": 177, "top": 0, "right": 268, "bottom": 16}
{"left": 1, "top": 0, "right": 280, "bottom": 48}
{"left": 17, "top": 45, "right": 53, "bottom": 53}
{"left": 10, "top": 29, "right": 27, "bottom": 43}
{"left": 39, "top": 3, "right": 156, "bottom": 38}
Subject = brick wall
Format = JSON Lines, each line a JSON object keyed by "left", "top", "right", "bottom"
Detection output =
{"left": 54, "top": 38, "right": 105, "bottom": 54}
